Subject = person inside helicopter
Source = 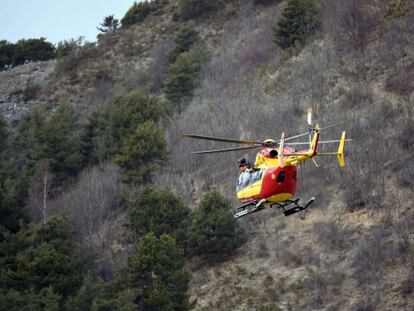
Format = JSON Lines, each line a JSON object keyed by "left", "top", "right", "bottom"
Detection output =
{"left": 237, "top": 157, "right": 263, "bottom": 191}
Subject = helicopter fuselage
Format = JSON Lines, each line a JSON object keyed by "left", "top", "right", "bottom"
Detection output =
{"left": 237, "top": 164, "right": 298, "bottom": 203}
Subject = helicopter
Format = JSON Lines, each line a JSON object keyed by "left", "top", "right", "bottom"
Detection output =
{"left": 183, "top": 108, "right": 351, "bottom": 219}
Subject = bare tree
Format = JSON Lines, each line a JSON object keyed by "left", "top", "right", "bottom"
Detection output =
{"left": 28, "top": 160, "right": 53, "bottom": 223}
{"left": 323, "top": 0, "right": 378, "bottom": 54}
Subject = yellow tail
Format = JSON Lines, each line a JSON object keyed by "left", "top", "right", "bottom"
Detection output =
{"left": 337, "top": 131, "right": 346, "bottom": 167}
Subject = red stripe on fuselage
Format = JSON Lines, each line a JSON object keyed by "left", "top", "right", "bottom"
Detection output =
{"left": 258, "top": 166, "right": 297, "bottom": 200}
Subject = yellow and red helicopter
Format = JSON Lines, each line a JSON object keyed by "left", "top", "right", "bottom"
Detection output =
{"left": 183, "top": 109, "right": 351, "bottom": 219}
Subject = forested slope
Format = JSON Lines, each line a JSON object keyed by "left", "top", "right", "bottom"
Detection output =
{"left": 0, "top": 0, "right": 413, "bottom": 310}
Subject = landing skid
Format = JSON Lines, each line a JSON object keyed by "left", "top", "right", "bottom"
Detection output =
{"left": 233, "top": 197, "right": 315, "bottom": 219}
{"left": 271, "top": 197, "right": 315, "bottom": 217}
{"left": 233, "top": 199, "right": 266, "bottom": 219}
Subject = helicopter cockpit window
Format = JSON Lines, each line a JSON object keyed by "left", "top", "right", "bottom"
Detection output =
{"left": 250, "top": 169, "right": 263, "bottom": 184}
{"left": 276, "top": 171, "right": 285, "bottom": 183}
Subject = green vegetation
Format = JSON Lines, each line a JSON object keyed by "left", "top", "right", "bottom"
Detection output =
{"left": 13, "top": 104, "right": 83, "bottom": 183}
{"left": 116, "top": 121, "right": 168, "bottom": 184}
{"left": 165, "top": 44, "right": 209, "bottom": 111}
{"left": 178, "top": 0, "right": 219, "bottom": 20}
{"left": 0, "top": 218, "right": 93, "bottom": 309}
{"left": 121, "top": 0, "right": 167, "bottom": 27}
{"left": 273, "top": 0, "right": 320, "bottom": 49}
{"left": 79, "top": 89, "right": 164, "bottom": 166}
{"left": 126, "top": 187, "right": 190, "bottom": 247}
{"left": 123, "top": 233, "right": 191, "bottom": 310}
{"left": 106, "top": 90, "right": 163, "bottom": 156}
{"left": 122, "top": 1, "right": 153, "bottom": 27}
{"left": 187, "top": 190, "right": 246, "bottom": 261}
{"left": 169, "top": 23, "right": 201, "bottom": 63}
{"left": 0, "top": 38, "right": 55, "bottom": 69}
{"left": 55, "top": 38, "right": 97, "bottom": 79}
{"left": 97, "top": 15, "right": 119, "bottom": 35}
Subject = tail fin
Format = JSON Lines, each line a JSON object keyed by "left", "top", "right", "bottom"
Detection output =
{"left": 310, "top": 124, "right": 319, "bottom": 157}
{"left": 337, "top": 131, "right": 346, "bottom": 167}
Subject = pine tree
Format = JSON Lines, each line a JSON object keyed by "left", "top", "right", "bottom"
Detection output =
{"left": 42, "top": 104, "right": 83, "bottom": 182}
{"left": 187, "top": 190, "right": 246, "bottom": 262}
{"left": 125, "top": 233, "right": 191, "bottom": 311}
{"left": 165, "top": 44, "right": 209, "bottom": 110}
{"left": 106, "top": 90, "right": 163, "bottom": 156}
{"left": 115, "top": 121, "right": 168, "bottom": 184}
{"left": 169, "top": 23, "right": 200, "bottom": 63}
{"left": 97, "top": 15, "right": 119, "bottom": 34}
{"left": 273, "top": 0, "right": 320, "bottom": 49}
{"left": 121, "top": 1, "right": 152, "bottom": 27}
{"left": 126, "top": 187, "right": 190, "bottom": 248}
{"left": 178, "top": 0, "right": 219, "bottom": 20}
{"left": 0, "top": 218, "right": 92, "bottom": 299}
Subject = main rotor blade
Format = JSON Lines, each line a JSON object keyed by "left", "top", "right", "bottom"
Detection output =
{"left": 286, "top": 139, "right": 352, "bottom": 146}
{"left": 192, "top": 145, "right": 260, "bottom": 154}
{"left": 183, "top": 134, "right": 259, "bottom": 145}
{"left": 283, "top": 122, "right": 344, "bottom": 142}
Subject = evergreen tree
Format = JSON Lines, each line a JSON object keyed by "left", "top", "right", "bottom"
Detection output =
{"left": 115, "top": 121, "right": 168, "bottom": 184}
{"left": 79, "top": 110, "right": 108, "bottom": 167}
{"left": 42, "top": 104, "right": 83, "bottom": 182}
{"left": 13, "top": 38, "right": 55, "bottom": 65}
{"left": 106, "top": 90, "right": 163, "bottom": 156}
{"left": 0, "top": 287, "right": 61, "bottom": 311}
{"left": 125, "top": 233, "right": 191, "bottom": 311}
{"left": 0, "top": 116, "right": 28, "bottom": 232}
{"left": 97, "top": 15, "right": 119, "bottom": 34}
{"left": 178, "top": 0, "right": 219, "bottom": 20}
{"left": 165, "top": 44, "right": 209, "bottom": 111}
{"left": 0, "top": 218, "right": 92, "bottom": 300}
{"left": 0, "top": 40, "right": 14, "bottom": 69}
{"left": 273, "top": 0, "right": 320, "bottom": 49}
{"left": 121, "top": 1, "right": 153, "bottom": 27}
{"left": 187, "top": 190, "right": 246, "bottom": 261}
{"left": 126, "top": 187, "right": 190, "bottom": 248}
{"left": 169, "top": 23, "right": 200, "bottom": 63}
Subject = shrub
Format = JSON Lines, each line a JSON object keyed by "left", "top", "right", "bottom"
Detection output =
{"left": 0, "top": 40, "right": 14, "bottom": 69}
{"left": 22, "top": 84, "right": 41, "bottom": 102}
{"left": 187, "top": 190, "right": 246, "bottom": 261}
{"left": 0, "top": 38, "right": 55, "bottom": 69}
{"left": 313, "top": 221, "right": 348, "bottom": 250}
{"left": 13, "top": 38, "right": 55, "bottom": 65}
{"left": 401, "top": 266, "right": 414, "bottom": 297}
{"left": 178, "top": 0, "right": 219, "bottom": 20}
{"left": 273, "top": 0, "right": 320, "bottom": 49}
{"left": 126, "top": 187, "right": 190, "bottom": 247}
{"left": 353, "top": 226, "right": 388, "bottom": 287}
{"left": 55, "top": 38, "right": 84, "bottom": 78}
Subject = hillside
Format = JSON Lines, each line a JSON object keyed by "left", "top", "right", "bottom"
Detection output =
{"left": 0, "top": 0, "right": 413, "bottom": 310}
